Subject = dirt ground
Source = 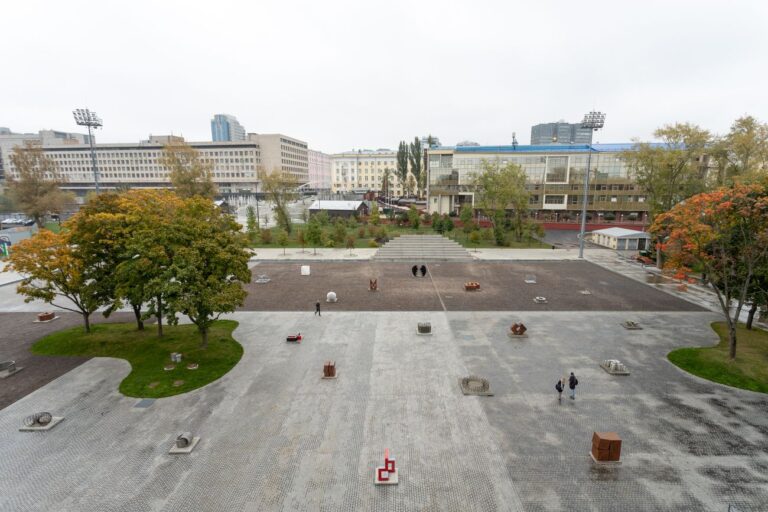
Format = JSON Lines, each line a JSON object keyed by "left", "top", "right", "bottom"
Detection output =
{"left": 0, "top": 312, "right": 138, "bottom": 411}
{"left": 242, "top": 261, "right": 703, "bottom": 312}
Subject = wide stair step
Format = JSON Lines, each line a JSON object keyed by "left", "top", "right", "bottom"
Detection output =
{"left": 373, "top": 234, "right": 474, "bottom": 261}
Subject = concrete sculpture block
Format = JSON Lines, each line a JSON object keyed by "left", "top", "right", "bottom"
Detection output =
{"left": 0, "top": 360, "right": 23, "bottom": 379}
{"left": 169, "top": 432, "right": 200, "bottom": 454}
{"left": 600, "top": 359, "right": 630, "bottom": 375}
{"left": 417, "top": 322, "right": 432, "bottom": 335}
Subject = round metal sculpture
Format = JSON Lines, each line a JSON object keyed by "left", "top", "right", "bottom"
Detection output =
{"left": 176, "top": 432, "right": 193, "bottom": 448}
{"left": 23, "top": 412, "right": 53, "bottom": 427}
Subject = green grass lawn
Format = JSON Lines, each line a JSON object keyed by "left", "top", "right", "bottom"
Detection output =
{"left": 43, "top": 222, "right": 62, "bottom": 233}
{"left": 250, "top": 223, "right": 550, "bottom": 249}
{"left": 31, "top": 320, "right": 243, "bottom": 398}
{"left": 668, "top": 322, "right": 768, "bottom": 394}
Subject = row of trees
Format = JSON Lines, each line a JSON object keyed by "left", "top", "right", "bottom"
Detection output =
{"left": 7, "top": 189, "right": 251, "bottom": 347}
{"left": 394, "top": 135, "right": 435, "bottom": 197}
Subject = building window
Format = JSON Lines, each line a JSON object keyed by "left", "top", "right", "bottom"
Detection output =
{"left": 544, "top": 195, "right": 565, "bottom": 205}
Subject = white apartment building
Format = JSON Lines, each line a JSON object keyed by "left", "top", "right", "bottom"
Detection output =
{"left": 331, "top": 149, "right": 413, "bottom": 197}
{"left": 248, "top": 133, "right": 308, "bottom": 184}
{"left": 1, "top": 136, "right": 261, "bottom": 195}
{"left": 308, "top": 149, "right": 332, "bottom": 191}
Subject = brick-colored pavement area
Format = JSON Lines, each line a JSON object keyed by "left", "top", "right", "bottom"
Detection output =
{"left": 241, "top": 261, "right": 704, "bottom": 312}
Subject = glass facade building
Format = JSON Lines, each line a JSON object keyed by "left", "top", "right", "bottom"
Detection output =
{"left": 427, "top": 143, "right": 668, "bottom": 220}
{"left": 210, "top": 114, "right": 246, "bottom": 142}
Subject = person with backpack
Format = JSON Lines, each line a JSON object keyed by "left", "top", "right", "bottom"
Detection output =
{"left": 555, "top": 378, "right": 564, "bottom": 401}
{"left": 568, "top": 372, "right": 578, "bottom": 399}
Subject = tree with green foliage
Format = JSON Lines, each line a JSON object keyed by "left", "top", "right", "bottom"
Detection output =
{"left": 469, "top": 230, "right": 481, "bottom": 251}
{"left": 370, "top": 202, "right": 380, "bottom": 225}
{"left": 407, "top": 205, "right": 420, "bottom": 229}
{"left": 409, "top": 137, "right": 423, "bottom": 197}
{"left": 260, "top": 228, "right": 272, "bottom": 244}
{"left": 246, "top": 205, "right": 258, "bottom": 241}
{"left": 165, "top": 197, "right": 251, "bottom": 348}
{"left": 333, "top": 218, "right": 347, "bottom": 244}
{"left": 381, "top": 169, "right": 393, "bottom": 200}
{"left": 7, "top": 142, "right": 74, "bottom": 228}
{"left": 396, "top": 141, "right": 409, "bottom": 194}
{"left": 443, "top": 216, "right": 454, "bottom": 233}
{"left": 306, "top": 217, "right": 322, "bottom": 255}
{"left": 115, "top": 189, "right": 187, "bottom": 337}
{"left": 7, "top": 230, "right": 105, "bottom": 333}
{"left": 160, "top": 142, "right": 217, "bottom": 199}
{"left": 315, "top": 209, "right": 330, "bottom": 227}
{"left": 474, "top": 159, "right": 531, "bottom": 244}
{"left": 277, "top": 229, "right": 289, "bottom": 255}
{"left": 460, "top": 203, "right": 474, "bottom": 238}
{"left": 711, "top": 115, "right": 768, "bottom": 186}
{"left": 261, "top": 170, "right": 298, "bottom": 234}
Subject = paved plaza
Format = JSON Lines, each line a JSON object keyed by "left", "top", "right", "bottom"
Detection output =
{"left": 0, "top": 259, "right": 767, "bottom": 511}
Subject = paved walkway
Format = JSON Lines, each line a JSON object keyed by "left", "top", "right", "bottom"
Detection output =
{"left": 1, "top": 311, "right": 766, "bottom": 511}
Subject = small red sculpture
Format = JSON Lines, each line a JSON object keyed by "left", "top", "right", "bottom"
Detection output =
{"left": 286, "top": 333, "right": 302, "bottom": 342}
{"left": 375, "top": 448, "right": 397, "bottom": 484}
{"left": 510, "top": 323, "right": 527, "bottom": 336}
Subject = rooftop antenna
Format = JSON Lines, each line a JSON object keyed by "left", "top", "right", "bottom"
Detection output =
{"left": 511, "top": 132, "right": 518, "bottom": 150}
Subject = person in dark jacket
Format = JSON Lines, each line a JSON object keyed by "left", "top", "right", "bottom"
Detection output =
{"left": 568, "top": 372, "right": 578, "bottom": 399}
{"left": 555, "top": 378, "right": 564, "bottom": 401}
{"left": 315, "top": 301, "right": 321, "bottom": 316}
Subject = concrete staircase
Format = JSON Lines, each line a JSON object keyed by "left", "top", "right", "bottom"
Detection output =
{"left": 372, "top": 234, "right": 474, "bottom": 262}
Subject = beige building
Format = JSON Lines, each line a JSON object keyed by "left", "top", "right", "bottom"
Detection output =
{"left": 248, "top": 133, "right": 308, "bottom": 184}
{"left": 331, "top": 149, "right": 415, "bottom": 197}
{"left": 2, "top": 136, "right": 261, "bottom": 195}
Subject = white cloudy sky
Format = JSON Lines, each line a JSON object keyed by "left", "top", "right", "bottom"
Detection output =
{"left": 2, "top": 0, "right": 766, "bottom": 152}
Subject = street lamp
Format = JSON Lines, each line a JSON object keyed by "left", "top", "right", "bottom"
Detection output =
{"left": 72, "top": 108, "right": 103, "bottom": 194}
{"left": 578, "top": 110, "right": 606, "bottom": 258}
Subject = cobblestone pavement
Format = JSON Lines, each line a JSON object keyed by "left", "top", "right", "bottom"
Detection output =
{"left": 1, "top": 310, "right": 766, "bottom": 512}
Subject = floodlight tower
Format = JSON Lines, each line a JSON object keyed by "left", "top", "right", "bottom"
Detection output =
{"left": 578, "top": 111, "right": 606, "bottom": 259}
{"left": 72, "top": 108, "right": 103, "bottom": 194}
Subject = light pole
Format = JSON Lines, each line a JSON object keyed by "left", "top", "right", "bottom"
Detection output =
{"left": 73, "top": 108, "right": 103, "bottom": 194}
{"left": 578, "top": 111, "right": 606, "bottom": 258}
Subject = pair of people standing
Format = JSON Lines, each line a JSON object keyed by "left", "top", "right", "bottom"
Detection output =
{"left": 555, "top": 372, "right": 578, "bottom": 400}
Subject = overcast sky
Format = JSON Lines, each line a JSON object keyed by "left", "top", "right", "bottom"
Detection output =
{"left": 3, "top": 0, "right": 766, "bottom": 153}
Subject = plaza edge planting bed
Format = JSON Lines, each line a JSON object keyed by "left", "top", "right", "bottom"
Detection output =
{"left": 668, "top": 322, "right": 768, "bottom": 394}
{"left": 31, "top": 320, "right": 243, "bottom": 398}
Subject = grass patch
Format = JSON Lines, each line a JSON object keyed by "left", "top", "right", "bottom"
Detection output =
{"left": 668, "top": 322, "right": 768, "bottom": 394}
{"left": 31, "top": 320, "right": 243, "bottom": 398}
{"left": 44, "top": 222, "right": 62, "bottom": 233}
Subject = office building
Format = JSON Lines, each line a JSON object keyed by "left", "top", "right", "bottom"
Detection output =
{"left": 427, "top": 143, "right": 687, "bottom": 220}
{"left": 0, "top": 128, "right": 91, "bottom": 181}
{"left": 308, "top": 149, "right": 332, "bottom": 191}
{"left": 210, "top": 114, "right": 246, "bottom": 142}
{"left": 248, "top": 133, "right": 308, "bottom": 184}
{"left": 530, "top": 121, "right": 593, "bottom": 145}
{"left": 332, "top": 149, "right": 414, "bottom": 197}
{"left": 1, "top": 136, "right": 261, "bottom": 195}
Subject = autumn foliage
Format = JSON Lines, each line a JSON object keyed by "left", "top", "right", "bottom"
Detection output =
{"left": 651, "top": 183, "right": 768, "bottom": 358}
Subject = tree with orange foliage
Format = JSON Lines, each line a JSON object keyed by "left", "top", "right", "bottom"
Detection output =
{"left": 651, "top": 183, "right": 768, "bottom": 359}
{"left": 6, "top": 229, "right": 106, "bottom": 332}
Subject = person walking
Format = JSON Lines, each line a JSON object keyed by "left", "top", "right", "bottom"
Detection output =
{"left": 568, "top": 372, "right": 578, "bottom": 399}
{"left": 555, "top": 378, "right": 564, "bottom": 401}
{"left": 315, "top": 300, "right": 321, "bottom": 316}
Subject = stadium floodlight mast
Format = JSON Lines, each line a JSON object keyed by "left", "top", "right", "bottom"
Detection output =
{"left": 578, "top": 110, "right": 606, "bottom": 259}
{"left": 72, "top": 108, "right": 103, "bottom": 194}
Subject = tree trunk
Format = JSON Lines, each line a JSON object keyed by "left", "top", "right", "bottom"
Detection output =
{"left": 200, "top": 326, "right": 209, "bottom": 349}
{"left": 728, "top": 323, "right": 737, "bottom": 360}
{"left": 746, "top": 302, "right": 758, "bottom": 330}
{"left": 156, "top": 295, "right": 164, "bottom": 337}
{"left": 132, "top": 303, "right": 144, "bottom": 331}
{"left": 83, "top": 312, "right": 91, "bottom": 333}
